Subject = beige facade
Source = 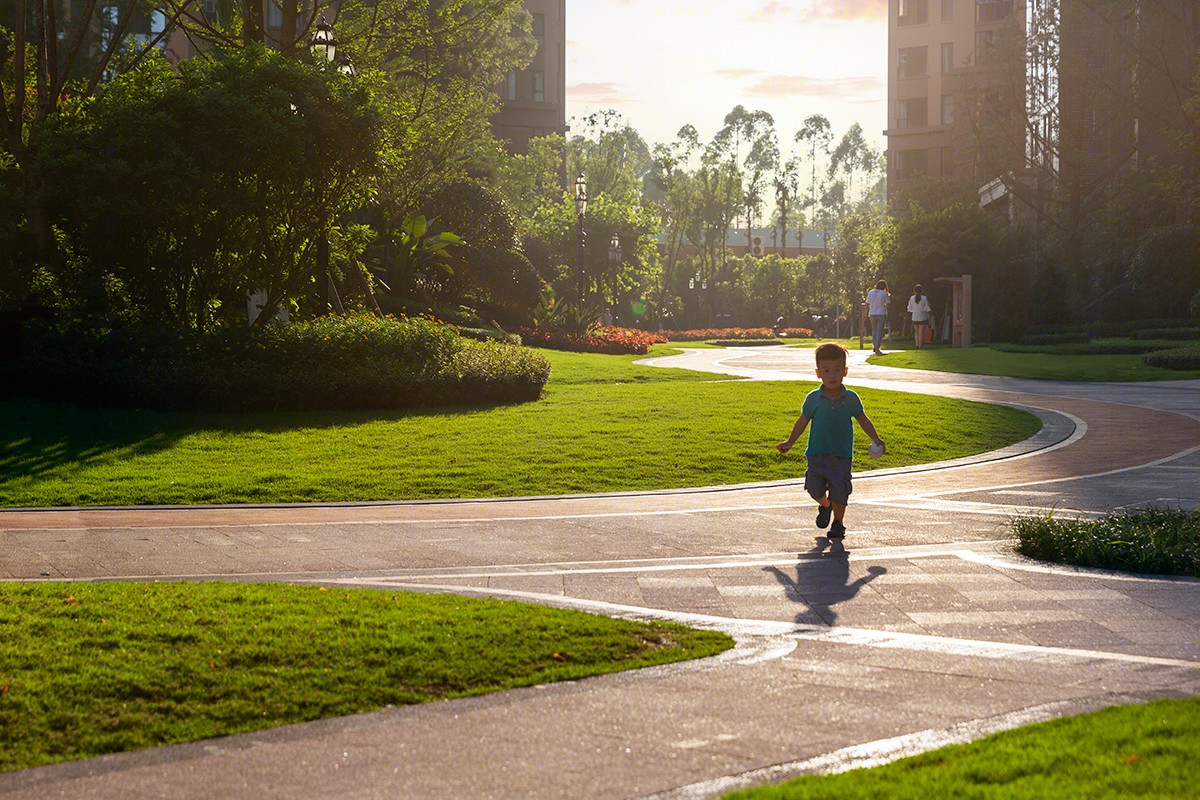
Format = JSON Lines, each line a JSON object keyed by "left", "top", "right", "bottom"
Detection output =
{"left": 491, "top": 0, "right": 567, "bottom": 154}
{"left": 885, "top": 0, "right": 1025, "bottom": 200}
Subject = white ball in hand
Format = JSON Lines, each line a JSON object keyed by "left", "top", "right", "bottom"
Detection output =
{"left": 868, "top": 442, "right": 884, "bottom": 459}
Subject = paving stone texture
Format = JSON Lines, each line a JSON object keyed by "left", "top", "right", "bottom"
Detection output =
{"left": 1, "top": 348, "right": 1197, "bottom": 799}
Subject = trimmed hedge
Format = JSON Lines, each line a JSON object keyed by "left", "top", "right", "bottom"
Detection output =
{"left": 1142, "top": 346, "right": 1200, "bottom": 371}
{"left": 1018, "top": 332, "right": 1092, "bottom": 346}
{"left": 1026, "top": 319, "right": 1189, "bottom": 338}
{"left": 7, "top": 314, "right": 550, "bottom": 411}
{"left": 994, "top": 339, "right": 1169, "bottom": 356}
{"left": 1132, "top": 327, "right": 1200, "bottom": 341}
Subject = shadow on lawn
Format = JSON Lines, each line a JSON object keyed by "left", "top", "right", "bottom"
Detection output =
{"left": 0, "top": 398, "right": 481, "bottom": 481}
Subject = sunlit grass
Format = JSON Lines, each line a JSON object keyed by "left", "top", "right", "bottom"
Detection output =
{"left": 724, "top": 698, "right": 1200, "bottom": 799}
{"left": 870, "top": 345, "right": 1200, "bottom": 381}
{"left": 0, "top": 581, "right": 733, "bottom": 772}
{"left": 0, "top": 362, "right": 1039, "bottom": 506}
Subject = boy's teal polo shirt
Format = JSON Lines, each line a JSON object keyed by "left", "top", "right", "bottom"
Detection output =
{"left": 802, "top": 387, "right": 864, "bottom": 458}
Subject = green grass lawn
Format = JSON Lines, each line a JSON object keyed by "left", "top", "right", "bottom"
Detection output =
{"left": 726, "top": 697, "right": 1200, "bottom": 799}
{"left": 0, "top": 347, "right": 1040, "bottom": 507}
{"left": 870, "top": 344, "right": 1200, "bottom": 382}
{"left": 0, "top": 580, "right": 733, "bottom": 772}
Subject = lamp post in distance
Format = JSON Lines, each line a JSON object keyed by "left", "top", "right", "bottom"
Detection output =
{"left": 574, "top": 173, "right": 588, "bottom": 304}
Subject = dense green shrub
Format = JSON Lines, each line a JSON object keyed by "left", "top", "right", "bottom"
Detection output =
{"left": 7, "top": 314, "right": 549, "bottom": 411}
{"left": 1142, "top": 346, "right": 1200, "bottom": 371}
{"left": 459, "top": 327, "right": 522, "bottom": 345}
{"left": 1011, "top": 508, "right": 1199, "bottom": 577}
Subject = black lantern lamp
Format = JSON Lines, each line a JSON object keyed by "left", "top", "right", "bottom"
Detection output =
{"left": 309, "top": 16, "right": 338, "bottom": 62}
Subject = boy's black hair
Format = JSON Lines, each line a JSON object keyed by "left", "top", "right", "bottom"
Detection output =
{"left": 814, "top": 342, "right": 848, "bottom": 364}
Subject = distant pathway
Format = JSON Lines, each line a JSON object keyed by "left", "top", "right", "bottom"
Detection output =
{"left": 2, "top": 347, "right": 1198, "bottom": 799}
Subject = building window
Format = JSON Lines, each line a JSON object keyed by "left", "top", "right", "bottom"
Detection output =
{"left": 894, "top": 148, "right": 929, "bottom": 179}
{"left": 898, "top": 0, "right": 928, "bottom": 25}
{"left": 976, "top": 0, "right": 1013, "bottom": 23}
{"left": 506, "top": 71, "right": 517, "bottom": 101}
{"left": 940, "top": 146, "right": 955, "bottom": 176}
{"left": 941, "top": 94, "right": 954, "bottom": 124}
{"left": 975, "top": 29, "right": 998, "bottom": 61}
{"left": 898, "top": 46, "right": 928, "bottom": 78}
{"left": 533, "top": 13, "right": 545, "bottom": 48}
{"left": 942, "top": 0, "right": 953, "bottom": 20}
{"left": 898, "top": 98, "right": 928, "bottom": 128}
{"left": 266, "top": 0, "right": 282, "bottom": 28}
{"left": 941, "top": 42, "right": 954, "bottom": 73}
{"left": 533, "top": 71, "right": 544, "bottom": 104}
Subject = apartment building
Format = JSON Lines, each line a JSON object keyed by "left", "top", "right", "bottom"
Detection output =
{"left": 885, "top": 0, "right": 1026, "bottom": 201}
{"left": 490, "top": 0, "right": 567, "bottom": 153}
{"left": 888, "top": 0, "right": 1199, "bottom": 208}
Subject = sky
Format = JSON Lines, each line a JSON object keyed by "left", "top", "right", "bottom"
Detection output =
{"left": 565, "top": 0, "right": 889, "bottom": 161}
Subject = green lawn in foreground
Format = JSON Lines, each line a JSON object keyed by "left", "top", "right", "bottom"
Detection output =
{"left": 0, "top": 581, "right": 733, "bottom": 772}
{"left": 726, "top": 697, "right": 1200, "bottom": 799}
{"left": 870, "top": 345, "right": 1200, "bottom": 381}
{"left": 0, "top": 347, "right": 1040, "bottom": 506}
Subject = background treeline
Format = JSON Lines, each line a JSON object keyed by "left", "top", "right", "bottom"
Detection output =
{"left": 3, "top": 1, "right": 1198, "bottom": 412}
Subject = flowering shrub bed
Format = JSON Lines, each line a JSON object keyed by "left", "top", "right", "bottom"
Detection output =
{"left": 517, "top": 325, "right": 667, "bottom": 355}
{"left": 661, "top": 327, "right": 814, "bottom": 341}
{"left": 10, "top": 313, "right": 551, "bottom": 411}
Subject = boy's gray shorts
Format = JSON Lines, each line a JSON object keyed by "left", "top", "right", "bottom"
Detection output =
{"left": 804, "top": 454, "right": 853, "bottom": 506}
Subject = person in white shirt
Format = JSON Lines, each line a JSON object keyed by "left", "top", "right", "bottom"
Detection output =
{"left": 907, "top": 284, "right": 932, "bottom": 349}
{"left": 864, "top": 279, "right": 890, "bottom": 355}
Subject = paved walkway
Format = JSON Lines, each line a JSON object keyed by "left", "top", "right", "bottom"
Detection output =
{"left": 2, "top": 349, "right": 1198, "bottom": 799}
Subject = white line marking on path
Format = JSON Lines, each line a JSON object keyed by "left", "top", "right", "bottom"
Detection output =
{"left": 324, "top": 578, "right": 1200, "bottom": 671}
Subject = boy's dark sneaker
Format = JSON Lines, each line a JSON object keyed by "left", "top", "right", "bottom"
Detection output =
{"left": 816, "top": 504, "right": 832, "bottom": 529}
{"left": 828, "top": 520, "right": 846, "bottom": 539}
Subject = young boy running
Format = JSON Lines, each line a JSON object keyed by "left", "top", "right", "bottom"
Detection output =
{"left": 776, "top": 343, "right": 885, "bottom": 539}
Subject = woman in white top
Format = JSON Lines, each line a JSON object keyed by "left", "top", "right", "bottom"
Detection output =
{"left": 907, "top": 284, "right": 932, "bottom": 349}
{"left": 864, "top": 279, "right": 890, "bottom": 355}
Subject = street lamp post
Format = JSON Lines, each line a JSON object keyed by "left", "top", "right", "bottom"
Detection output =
{"left": 607, "top": 233, "right": 621, "bottom": 323}
{"left": 574, "top": 173, "right": 588, "bottom": 304}
{"left": 308, "top": 16, "right": 356, "bottom": 313}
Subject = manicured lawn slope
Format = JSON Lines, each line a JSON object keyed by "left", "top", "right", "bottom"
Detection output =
{"left": 0, "top": 353, "right": 1039, "bottom": 506}
{"left": 0, "top": 581, "right": 732, "bottom": 772}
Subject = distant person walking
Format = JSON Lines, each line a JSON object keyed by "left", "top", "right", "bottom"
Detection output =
{"left": 865, "top": 279, "right": 890, "bottom": 355}
{"left": 908, "top": 284, "right": 932, "bottom": 349}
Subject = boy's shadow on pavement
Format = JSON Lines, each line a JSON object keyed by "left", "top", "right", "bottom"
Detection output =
{"left": 764, "top": 538, "right": 886, "bottom": 627}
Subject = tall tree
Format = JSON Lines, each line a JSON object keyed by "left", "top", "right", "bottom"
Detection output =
{"left": 795, "top": 114, "right": 833, "bottom": 225}
{"left": 828, "top": 122, "right": 878, "bottom": 205}
{"left": 718, "top": 105, "right": 777, "bottom": 250}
